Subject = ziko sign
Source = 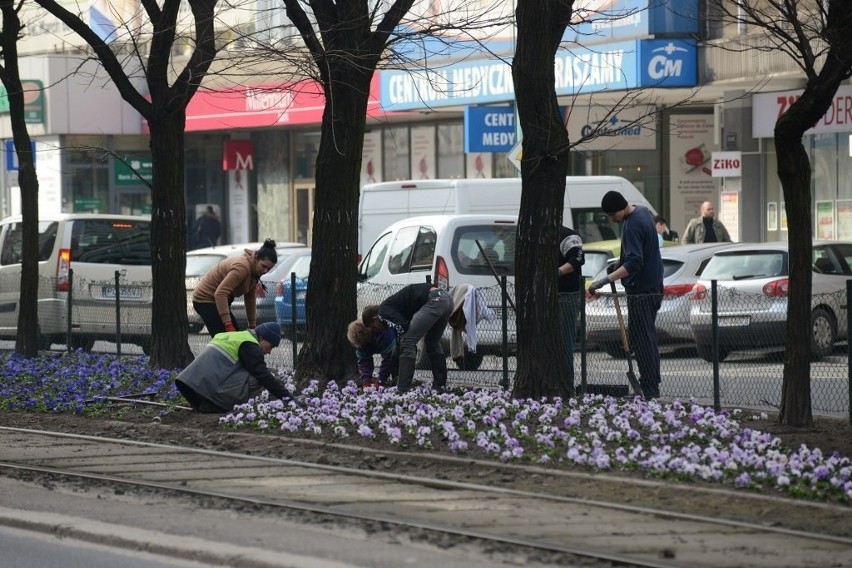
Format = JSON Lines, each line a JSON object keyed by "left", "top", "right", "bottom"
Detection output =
{"left": 711, "top": 151, "right": 742, "bottom": 177}
{"left": 752, "top": 86, "right": 852, "bottom": 138}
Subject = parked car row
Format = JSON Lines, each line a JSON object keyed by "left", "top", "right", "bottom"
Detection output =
{"left": 587, "top": 240, "right": 852, "bottom": 362}
{"left": 185, "top": 242, "right": 310, "bottom": 334}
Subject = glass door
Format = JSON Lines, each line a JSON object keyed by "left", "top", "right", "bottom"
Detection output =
{"left": 294, "top": 181, "right": 315, "bottom": 246}
{"left": 116, "top": 190, "right": 152, "bottom": 216}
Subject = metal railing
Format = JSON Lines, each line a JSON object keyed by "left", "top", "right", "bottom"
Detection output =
{"left": 4, "top": 271, "right": 849, "bottom": 419}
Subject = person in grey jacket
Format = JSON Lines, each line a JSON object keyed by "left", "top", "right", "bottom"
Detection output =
{"left": 175, "top": 322, "right": 294, "bottom": 412}
{"left": 683, "top": 201, "right": 732, "bottom": 244}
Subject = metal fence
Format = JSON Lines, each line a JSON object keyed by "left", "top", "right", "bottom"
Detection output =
{"left": 4, "top": 271, "right": 849, "bottom": 418}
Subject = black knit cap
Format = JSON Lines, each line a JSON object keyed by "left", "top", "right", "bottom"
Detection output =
{"left": 601, "top": 190, "right": 628, "bottom": 214}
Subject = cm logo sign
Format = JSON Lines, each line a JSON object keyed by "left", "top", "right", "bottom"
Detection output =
{"left": 646, "top": 42, "right": 689, "bottom": 81}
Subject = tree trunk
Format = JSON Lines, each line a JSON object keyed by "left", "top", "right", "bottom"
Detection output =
{"left": 775, "top": 55, "right": 851, "bottom": 427}
{"left": 294, "top": 66, "right": 372, "bottom": 389}
{"left": 0, "top": 1, "right": 39, "bottom": 357}
{"left": 147, "top": 114, "right": 194, "bottom": 369}
{"left": 511, "top": 0, "right": 574, "bottom": 399}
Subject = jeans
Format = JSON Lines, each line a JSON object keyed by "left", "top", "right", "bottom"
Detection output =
{"left": 559, "top": 291, "right": 582, "bottom": 386}
{"left": 626, "top": 287, "right": 663, "bottom": 398}
{"left": 397, "top": 289, "right": 453, "bottom": 390}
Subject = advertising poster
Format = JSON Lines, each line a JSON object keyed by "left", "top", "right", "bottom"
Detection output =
{"left": 410, "top": 126, "right": 436, "bottom": 180}
{"left": 668, "top": 114, "right": 716, "bottom": 236}
{"left": 837, "top": 200, "right": 852, "bottom": 240}
{"left": 767, "top": 202, "right": 778, "bottom": 231}
{"left": 780, "top": 202, "right": 788, "bottom": 231}
{"left": 720, "top": 191, "right": 739, "bottom": 242}
{"left": 816, "top": 201, "right": 835, "bottom": 240}
{"left": 360, "top": 130, "right": 382, "bottom": 187}
{"left": 466, "top": 152, "right": 492, "bottom": 178}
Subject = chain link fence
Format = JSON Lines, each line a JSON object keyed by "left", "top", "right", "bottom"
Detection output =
{"left": 3, "top": 271, "right": 848, "bottom": 418}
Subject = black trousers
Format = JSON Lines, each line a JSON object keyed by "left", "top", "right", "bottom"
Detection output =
{"left": 626, "top": 288, "right": 663, "bottom": 398}
{"left": 193, "top": 301, "right": 239, "bottom": 338}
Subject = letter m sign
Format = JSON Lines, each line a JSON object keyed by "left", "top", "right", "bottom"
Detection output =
{"left": 223, "top": 141, "right": 254, "bottom": 171}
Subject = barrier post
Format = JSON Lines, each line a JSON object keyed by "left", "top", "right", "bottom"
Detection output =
{"left": 712, "top": 279, "right": 720, "bottom": 412}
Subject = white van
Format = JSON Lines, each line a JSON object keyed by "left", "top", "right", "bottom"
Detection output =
{"left": 358, "top": 176, "right": 653, "bottom": 255}
{"left": 0, "top": 214, "right": 152, "bottom": 351}
{"left": 357, "top": 214, "right": 518, "bottom": 370}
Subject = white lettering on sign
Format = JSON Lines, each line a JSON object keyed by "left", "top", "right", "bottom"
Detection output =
{"left": 647, "top": 43, "right": 688, "bottom": 80}
{"left": 711, "top": 151, "right": 742, "bottom": 178}
{"left": 482, "top": 132, "right": 515, "bottom": 146}
{"left": 554, "top": 50, "right": 624, "bottom": 89}
{"left": 451, "top": 64, "right": 514, "bottom": 98}
{"left": 245, "top": 89, "right": 294, "bottom": 112}
{"left": 485, "top": 112, "right": 514, "bottom": 127}
{"left": 387, "top": 71, "right": 450, "bottom": 105}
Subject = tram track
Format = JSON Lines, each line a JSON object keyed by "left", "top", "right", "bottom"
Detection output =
{"left": 1, "top": 426, "right": 850, "bottom": 567}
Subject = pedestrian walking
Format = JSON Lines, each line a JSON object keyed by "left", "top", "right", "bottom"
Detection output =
{"left": 192, "top": 205, "right": 222, "bottom": 249}
{"left": 353, "top": 283, "right": 453, "bottom": 394}
{"left": 588, "top": 191, "right": 664, "bottom": 398}
{"left": 654, "top": 215, "right": 679, "bottom": 242}
{"left": 175, "top": 322, "right": 294, "bottom": 413}
{"left": 683, "top": 201, "right": 731, "bottom": 244}
{"left": 557, "top": 225, "right": 584, "bottom": 386}
{"left": 192, "top": 239, "right": 278, "bottom": 337}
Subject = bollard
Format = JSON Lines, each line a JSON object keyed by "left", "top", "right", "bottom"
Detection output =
{"left": 712, "top": 279, "right": 720, "bottom": 412}
{"left": 291, "top": 272, "right": 297, "bottom": 368}
{"left": 500, "top": 275, "right": 509, "bottom": 390}
{"left": 66, "top": 269, "right": 74, "bottom": 354}
{"left": 847, "top": 280, "right": 851, "bottom": 426}
{"left": 114, "top": 271, "right": 122, "bottom": 356}
{"left": 580, "top": 279, "right": 588, "bottom": 395}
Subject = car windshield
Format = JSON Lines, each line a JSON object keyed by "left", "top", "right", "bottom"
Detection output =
{"left": 584, "top": 251, "right": 611, "bottom": 281}
{"left": 453, "top": 224, "right": 516, "bottom": 276}
{"left": 701, "top": 251, "right": 786, "bottom": 280}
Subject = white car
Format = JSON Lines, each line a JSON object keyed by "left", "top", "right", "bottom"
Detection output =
{"left": 0, "top": 213, "right": 152, "bottom": 352}
{"left": 585, "top": 242, "right": 738, "bottom": 357}
{"left": 186, "top": 241, "right": 304, "bottom": 332}
{"left": 689, "top": 241, "right": 852, "bottom": 361}
{"left": 357, "top": 214, "right": 518, "bottom": 370}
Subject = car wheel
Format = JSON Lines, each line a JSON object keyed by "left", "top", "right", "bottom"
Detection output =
{"left": 600, "top": 342, "right": 626, "bottom": 359}
{"left": 37, "top": 331, "right": 53, "bottom": 351}
{"left": 696, "top": 343, "right": 731, "bottom": 363}
{"left": 70, "top": 336, "right": 95, "bottom": 352}
{"left": 810, "top": 308, "right": 836, "bottom": 361}
{"left": 453, "top": 348, "right": 484, "bottom": 371}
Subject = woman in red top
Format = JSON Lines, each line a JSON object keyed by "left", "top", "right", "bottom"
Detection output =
{"left": 192, "top": 239, "right": 278, "bottom": 337}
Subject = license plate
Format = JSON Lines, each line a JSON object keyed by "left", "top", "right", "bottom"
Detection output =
{"left": 102, "top": 286, "right": 142, "bottom": 300}
{"left": 718, "top": 316, "right": 749, "bottom": 327}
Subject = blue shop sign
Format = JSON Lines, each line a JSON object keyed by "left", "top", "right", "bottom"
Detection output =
{"left": 380, "top": 39, "right": 697, "bottom": 111}
{"left": 464, "top": 106, "right": 516, "bottom": 153}
{"left": 568, "top": 0, "right": 699, "bottom": 43}
{"left": 638, "top": 39, "right": 697, "bottom": 87}
{"left": 4, "top": 140, "right": 36, "bottom": 171}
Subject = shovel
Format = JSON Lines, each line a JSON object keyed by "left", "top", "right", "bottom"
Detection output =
{"left": 609, "top": 281, "right": 644, "bottom": 397}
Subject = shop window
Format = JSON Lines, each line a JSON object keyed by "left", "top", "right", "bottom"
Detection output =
{"left": 383, "top": 127, "right": 409, "bottom": 180}
{"left": 437, "top": 123, "right": 463, "bottom": 179}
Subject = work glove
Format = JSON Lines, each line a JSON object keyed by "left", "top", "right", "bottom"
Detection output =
{"left": 588, "top": 275, "right": 610, "bottom": 295}
{"left": 224, "top": 321, "right": 237, "bottom": 332}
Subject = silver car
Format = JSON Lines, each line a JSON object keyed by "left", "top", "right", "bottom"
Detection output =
{"left": 688, "top": 241, "right": 852, "bottom": 361}
{"left": 186, "top": 241, "right": 304, "bottom": 332}
{"left": 585, "top": 243, "right": 739, "bottom": 358}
